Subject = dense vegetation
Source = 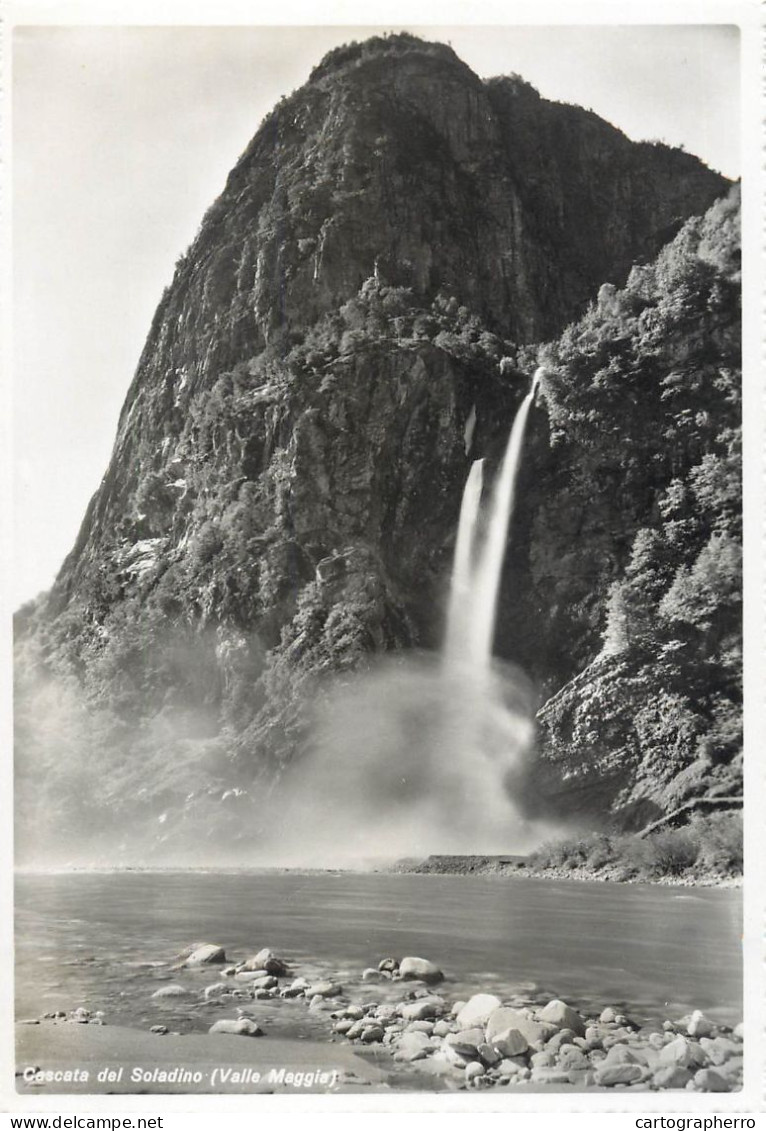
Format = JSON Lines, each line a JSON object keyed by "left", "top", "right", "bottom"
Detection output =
{"left": 527, "top": 811, "right": 743, "bottom": 881}
{"left": 526, "top": 187, "right": 741, "bottom": 829}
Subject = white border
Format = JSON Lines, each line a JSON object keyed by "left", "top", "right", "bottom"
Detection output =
{"left": 2, "top": 0, "right": 763, "bottom": 1120}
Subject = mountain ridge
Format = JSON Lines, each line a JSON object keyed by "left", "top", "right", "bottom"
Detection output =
{"left": 14, "top": 34, "right": 739, "bottom": 861}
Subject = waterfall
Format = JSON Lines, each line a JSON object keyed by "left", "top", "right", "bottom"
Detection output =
{"left": 444, "top": 459, "right": 484, "bottom": 658}
{"left": 446, "top": 369, "right": 541, "bottom": 668}
{"left": 275, "top": 370, "right": 544, "bottom": 863}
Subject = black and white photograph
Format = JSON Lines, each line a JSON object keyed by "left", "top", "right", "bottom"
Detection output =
{"left": 6, "top": 1, "right": 763, "bottom": 1116}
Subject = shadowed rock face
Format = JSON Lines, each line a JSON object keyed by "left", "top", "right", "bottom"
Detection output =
{"left": 15, "top": 34, "right": 737, "bottom": 855}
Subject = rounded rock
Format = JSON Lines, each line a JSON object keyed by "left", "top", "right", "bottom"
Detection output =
{"left": 687, "top": 1010, "right": 714, "bottom": 1039}
{"left": 398, "top": 956, "right": 444, "bottom": 984}
{"left": 306, "top": 981, "right": 341, "bottom": 998}
{"left": 151, "top": 984, "right": 190, "bottom": 999}
{"left": 209, "top": 1017, "right": 262, "bottom": 1037}
{"left": 653, "top": 1065, "right": 693, "bottom": 1089}
{"left": 455, "top": 994, "right": 503, "bottom": 1030}
{"left": 538, "top": 1000, "right": 586, "bottom": 1036}
{"left": 694, "top": 1068, "right": 731, "bottom": 1093}
{"left": 594, "top": 1063, "right": 644, "bottom": 1086}
{"left": 182, "top": 944, "right": 227, "bottom": 967}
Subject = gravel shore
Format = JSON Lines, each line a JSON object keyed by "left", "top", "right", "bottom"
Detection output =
{"left": 15, "top": 942, "right": 743, "bottom": 1095}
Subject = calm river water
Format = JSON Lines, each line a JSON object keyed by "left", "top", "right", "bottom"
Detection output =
{"left": 15, "top": 870, "right": 742, "bottom": 1037}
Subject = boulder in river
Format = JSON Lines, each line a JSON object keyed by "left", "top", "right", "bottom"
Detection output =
{"left": 180, "top": 944, "right": 226, "bottom": 967}
{"left": 241, "top": 948, "right": 289, "bottom": 977}
{"left": 151, "top": 984, "right": 190, "bottom": 999}
{"left": 398, "top": 956, "right": 444, "bottom": 984}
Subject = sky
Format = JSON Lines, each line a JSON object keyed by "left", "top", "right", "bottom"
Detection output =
{"left": 11, "top": 21, "right": 742, "bottom": 608}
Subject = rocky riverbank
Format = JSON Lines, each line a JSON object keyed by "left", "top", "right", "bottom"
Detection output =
{"left": 389, "top": 854, "right": 742, "bottom": 887}
{"left": 16, "top": 941, "right": 743, "bottom": 1094}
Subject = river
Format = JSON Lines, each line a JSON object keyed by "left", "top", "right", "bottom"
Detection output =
{"left": 15, "top": 870, "right": 742, "bottom": 1041}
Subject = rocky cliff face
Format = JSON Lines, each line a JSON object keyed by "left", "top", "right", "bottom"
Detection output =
{"left": 14, "top": 34, "right": 737, "bottom": 859}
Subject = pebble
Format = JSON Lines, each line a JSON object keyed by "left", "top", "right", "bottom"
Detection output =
{"left": 530, "top": 1068, "right": 573, "bottom": 1084}
{"left": 659, "top": 1037, "right": 696, "bottom": 1068}
{"left": 557, "top": 1046, "right": 589, "bottom": 1071}
{"left": 209, "top": 1017, "right": 262, "bottom": 1036}
{"left": 464, "top": 1062, "right": 486, "bottom": 1082}
{"left": 306, "top": 981, "right": 342, "bottom": 998}
{"left": 400, "top": 996, "right": 445, "bottom": 1021}
{"left": 494, "top": 1029, "right": 529, "bottom": 1057}
{"left": 456, "top": 994, "right": 503, "bottom": 1030}
{"left": 687, "top": 1010, "right": 714, "bottom": 1038}
{"left": 486, "top": 1006, "right": 553, "bottom": 1047}
{"left": 375, "top": 1004, "right": 398, "bottom": 1023}
{"left": 700, "top": 1036, "right": 740, "bottom": 1065}
{"left": 538, "top": 1001, "right": 586, "bottom": 1036}
{"left": 393, "top": 1031, "right": 433, "bottom": 1062}
{"left": 477, "top": 1043, "right": 502, "bottom": 1067}
{"left": 604, "top": 1044, "right": 642, "bottom": 1065}
{"left": 694, "top": 1068, "right": 731, "bottom": 1093}
{"left": 594, "top": 1063, "right": 645, "bottom": 1086}
{"left": 548, "top": 1028, "right": 576, "bottom": 1052}
{"left": 446, "top": 1028, "right": 485, "bottom": 1056}
{"left": 653, "top": 1065, "right": 693, "bottom": 1089}
{"left": 360, "top": 1025, "right": 385, "bottom": 1043}
{"left": 151, "top": 984, "right": 190, "bottom": 999}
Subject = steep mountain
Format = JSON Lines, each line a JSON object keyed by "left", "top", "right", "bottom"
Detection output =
{"left": 14, "top": 34, "right": 738, "bottom": 860}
